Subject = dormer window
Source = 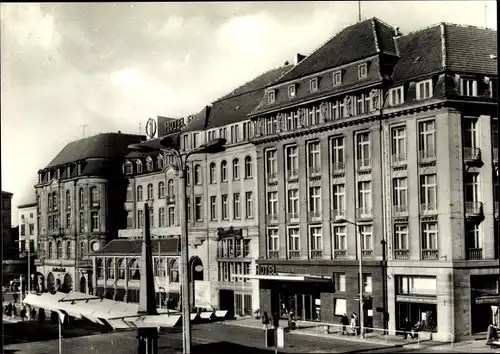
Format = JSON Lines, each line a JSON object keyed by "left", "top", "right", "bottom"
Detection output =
{"left": 333, "top": 71, "right": 342, "bottom": 86}
{"left": 66, "top": 166, "right": 71, "bottom": 178}
{"left": 358, "top": 63, "right": 368, "bottom": 80}
{"left": 182, "top": 134, "right": 189, "bottom": 151}
{"left": 268, "top": 90, "right": 276, "bottom": 103}
{"left": 77, "top": 164, "right": 82, "bottom": 175}
{"left": 56, "top": 169, "right": 61, "bottom": 180}
{"left": 288, "top": 85, "right": 296, "bottom": 98}
{"left": 490, "top": 79, "right": 498, "bottom": 98}
{"left": 389, "top": 86, "right": 404, "bottom": 106}
{"left": 146, "top": 157, "right": 153, "bottom": 171}
{"left": 136, "top": 160, "right": 143, "bottom": 173}
{"left": 157, "top": 155, "right": 164, "bottom": 170}
{"left": 459, "top": 78, "right": 477, "bottom": 97}
{"left": 416, "top": 79, "right": 433, "bottom": 100}
{"left": 310, "top": 78, "right": 318, "bottom": 92}
{"left": 123, "top": 161, "right": 133, "bottom": 174}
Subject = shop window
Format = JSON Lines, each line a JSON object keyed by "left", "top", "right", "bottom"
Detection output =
{"left": 397, "top": 275, "right": 437, "bottom": 296}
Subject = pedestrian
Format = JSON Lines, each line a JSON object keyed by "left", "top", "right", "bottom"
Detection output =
{"left": 20, "top": 306, "right": 26, "bottom": 321}
{"left": 31, "top": 308, "right": 37, "bottom": 321}
{"left": 402, "top": 318, "right": 414, "bottom": 340}
{"left": 262, "top": 311, "right": 270, "bottom": 331}
{"left": 350, "top": 314, "right": 357, "bottom": 336}
{"left": 13, "top": 293, "right": 18, "bottom": 304}
{"left": 12, "top": 303, "right": 17, "bottom": 318}
{"left": 272, "top": 312, "right": 280, "bottom": 329}
{"left": 288, "top": 309, "right": 295, "bottom": 331}
{"left": 341, "top": 313, "right": 349, "bottom": 335}
{"left": 38, "top": 308, "right": 46, "bottom": 323}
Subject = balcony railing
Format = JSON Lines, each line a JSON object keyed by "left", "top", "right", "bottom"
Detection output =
{"left": 266, "top": 214, "right": 278, "bottom": 224}
{"left": 332, "top": 162, "right": 345, "bottom": 173}
{"left": 495, "top": 202, "right": 499, "bottom": 218}
{"left": 288, "top": 250, "right": 300, "bottom": 259}
{"left": 310, "top": 250, "right": 323, "bottom": 259}
{"left": 421, "top": 249, "right": 439, "bottom": 260}
{"left": 356, "top": 207, "right": 372, "bottom": 220}
{"left": 357, "top": 158, "right": 371, "bottom": 170}
{"left": 418, "top": 149, "right": 436, "bottom": 162}
{"left": 420, "top": 203, "right": 437, "bottom": 215}
{"left": 268, "top": 250, "right": 279, "bottom": 259}
{"left": 309, "top": 166, "right": 321, "bottom": 177}
{"left": 331, "top": 209, "right": 346, "bottom": 221}
{"left": 463, "top": 147, "right": 482, "bottom": 162}
{"left": 287, "top": 169, "right": 298, "bottom": 180}
{"left": 466, "top": 248, "right": 483, "bottom": 260}
{"left": 465, "top": 201, "right": 483, "bottom": 217}
{"left": 361, "top": 249, "right": 373, "bottom": 258}
{"left": 391, "top": 153, "right": 407, "bottom": 166}
{"left": 392, "top": 205, "right": 408, "bottom": 216}
{"left": 333, "top": 249, "right": 347, "bottom": 259}
{"left": 493, "top": 148, "right": 498, "bottom": 163}
{"left": 267, "top": 172, "right": 278, "bottom": 181}
{"left": 287, "top": 213, "right": 299, "bottom": 223}
{"left": 394, "top": 249, "right": 410, "bottom": 260}
{"left": 308, "top": 211, "right": 322, "bottom": 221}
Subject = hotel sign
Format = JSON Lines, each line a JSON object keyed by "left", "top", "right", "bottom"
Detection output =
{"left": 217, "top": 226, "right": 243, "bottom": 241}
{"left": 52, "top": 267, "right": 66, "bottom": 273}
{"left": 165, "top": 118, "right": 185, "bottom": 133}
{"left": 256, "top": 264, "right": 277, "bottom": 276}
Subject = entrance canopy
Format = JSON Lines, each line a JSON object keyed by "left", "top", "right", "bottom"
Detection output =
{"left": 23, "top": 291, "right": 181, "bottom": 330}
{"left": 233, "top": 273, "right": 331, "bottom": 282}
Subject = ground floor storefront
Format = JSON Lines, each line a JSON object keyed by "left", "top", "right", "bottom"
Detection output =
{"left": 253, "top": 260, "right": 387, "bottom": 329}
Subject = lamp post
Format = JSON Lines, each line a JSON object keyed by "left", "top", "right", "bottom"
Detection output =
{"left": 129, "top": 136, "right": 226, "bottom": 354}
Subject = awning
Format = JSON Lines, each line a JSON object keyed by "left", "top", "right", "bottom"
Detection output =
{"left": 232, "top": 274, "right": 331, "bottom": 282}
{"left": 23, "top": 291, "right": 181, "bottom": 329}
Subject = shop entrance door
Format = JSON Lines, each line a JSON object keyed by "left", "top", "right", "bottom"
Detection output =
{"left": 294, "top": 294, "right": 314, "bottom": 321}
{"left": 219, "top": 290, "right": 235, "bottom": 318}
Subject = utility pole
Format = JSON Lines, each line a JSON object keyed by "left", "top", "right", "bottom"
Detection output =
{"left": 484, "top": 2, "right": 488, "bottom": 28}
{"left": 358, "top": 1, "right": 361, "bottom": 22}
{"left": 81, "top": 124, "right": 88, "bottom": 138}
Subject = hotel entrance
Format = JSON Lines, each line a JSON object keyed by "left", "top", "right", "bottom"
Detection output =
{"left": 278, "top": 291, "right": 319, "bottom": 321}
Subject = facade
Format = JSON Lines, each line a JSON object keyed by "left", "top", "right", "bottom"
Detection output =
{"left": 248, "top": 18, "right": 498, "bottom": 341}
{"left": 18, "top": 202, "right": 38, "bottom": 254}
{"left": 34, "top": 133, "right": 143, "bottom": 294}
{"left": 2, "top": 191, "right": 14, "bottom": 254}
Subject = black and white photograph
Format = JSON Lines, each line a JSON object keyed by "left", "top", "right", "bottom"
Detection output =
{"left": 1, "top": 1, "right": 498, "bottom": 353}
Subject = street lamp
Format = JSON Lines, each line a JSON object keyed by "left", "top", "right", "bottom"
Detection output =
{"left": 343, "top": 219, "right": 365, "bottom": 339}
{"left": 129, "top": 136, "right": 226, "bottom": 354}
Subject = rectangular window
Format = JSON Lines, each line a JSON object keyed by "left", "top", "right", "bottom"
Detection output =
{"left": 286, "top": 145, "right": 299, "bottom": 179}
{"left": 466, "top": 222, "right": 481, "bottom": 249}
{"left": 464, "top": 172, "right": 479, "bottom": 202}
{"left": 242, "top": 123, "right": 247, "bottom": 140}
{"left": 358, "top": 63, "right": 368, "bottom": 79}
{"left": 310, "top": 227, "right": 322, "bottom": 251}
{"left": 418, "top": 120, "right": 436, "bottom": 160}
{"left": 193, "top": 133, "right": 199, "bottom": 148}
{"left": 221, "top": 194, "right": 228, "bottom": 220}
{"left": 126, "top": 185, "right": 133, "bottom": 201}
{"left": 66, "top": 214, "right": 71, "bottom": 229}
{"left": 287, "top": 189, "right": 299, "bottom": 220}
{"left": 463, "top": 117, "right": 478, "bottom": 148}
{"left": 159, "top": 207, "right": 165, "bottom": 227}
{"left": 79, "top": 213, "right": 84, "bottom": 232}
{"left": 333, "top": 226, "right": 346, "bottom": 250}
{"left": 149, "top": 208, "right": 154, "bottom": 227}
{"left": 391, "top": 126, "right": 407, "bottom": 164}
{"left": 267, "top": 191, "right": 278, "bottom": 218}
{"left": 288, "top": 85, "right": 296, "bottom": 98}
{"left": 309, "top": 186, "right": 322, "bottom": 218}
{"left": 245, "top": 192, "right": 253, "bottom": 218}
{"left": 356, "top": 132, "right": 371, "bottom": 169}
{"left": 333, "top": 71, "right": 342, "bottom": 86}
{"left": 183, "top": 135, "right": 188, "bottom": 150}
{"left": 195, "top": 196, "right": 202, "bottom": 221}
{"left": 389, "top": 86, "right": 404, "bottom": 106}
{"left": 287, "top": 228, "right": 300, "bottom": 252}
{"left": 168, "top": 207, "right": 175, "bottom": 226}
{"left": 359, "top": 225, "right": 373, "bottom": 251}
{"left": 330, "top": 136, "right": 344, "bottom": 172}
{"left": 266, "top": 149, "right": 277, "bottom": 179}
{"left": 126, "top": 211, "right": 133, "bottom": 228}
{"left": 310, "top": 78, "right": 318, "bottom": 92}
{"left": 308, "top": 141, "right": 321, "bottom": 174}
{"left": 268, "top": 228, "right": 279, "bottom": 251}
{"left": 420, "top": 174, "right": 437, "bottom": 211}
{"left": 332, "top": 184, "right": 345, "bottom": 218}
{"left": 357, "top": 181, "right": 372, "bottom": 217}
{"left": 138, "top": 210, "right": 144, "bottom": 228}
{"left": 394, "top": 224, "right": 409, "bottom": 250}
{"left": 416, "top": 79, "right": 433, "bottom": 100}
{"left": 233, "top": 193, "right": 241, "bottom": 219}
{"left": 363, "top": 274, "right": 373, "bottom": 293}
{"left": 397, "top": 275, "right": 437, "bottom": 296}
{"left": 356, "top": 95, "right": 364, "bottom": 115}
{"left": 210, "top": 196, "right": 217, "bottom": 221}
{"left": 460, "top": 78, "right": 477, "bottom": 96}
{"left": 335, "top": 273, "right": 346, "bottom": 292}
{"left": 268, "top": 90, "right": 275, "bottom": 103}
{"left": 91, "top": 211, "right": 99, "bottom": 232}
{"left": 334, "top": 298, "right": 347, "bottom": 316}
{"left": 421, "top": 222, "right": 438, "bottom": 250}
{"left": 393, "top": 177, "right": 408, "bottom": 213}
{"left": 187, "top": 197, "right": 191, "bottom": 222}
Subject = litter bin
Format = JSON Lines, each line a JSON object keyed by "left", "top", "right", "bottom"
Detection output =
{"left": 265, "top": 328, "right": 275, "bottom": 347}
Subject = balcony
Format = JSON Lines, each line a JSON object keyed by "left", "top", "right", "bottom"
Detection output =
{"left": 361, "top": 249, "right": 373, "bottom": 258}
{"left": 331, "top": 209, "right": 347, "bottom": 221}
{"left": 288, "top": 250, "right": 301, "bottom": 259}
{"left": 286, "top": 213, "right": 299, "bottom": 223}
{"left": 421, "top": 249, "right": 439, "bottom": 260}
{"left": 418, "top": 149, "right": 436, "bottom": 163}
{"left": 268, "top": 250, "right": 279, "bottom": 259}
{"left": 394, "top": 249, "right": 410, "bottom": 260}
{"left": 308, "top": 211, "right": 322, "bottom": 222}
{"left": 332, "top": 162, "right": 345, "bottom": 173}
{"left": 495, "top": 202, "right": 499, "bottom": 218}
{"left": 391, "top": 153, "right": 407, "bottom": 166}
{"left": 465, "top": 201, "right": 483, "bottom": 218}
{"left": 333, "top": 249, "right": 347, "bottom": 259}
{"left": 267, "top": 172, "right": 278, "bottom": 182}
{"left": 310, "top": 250, "right": 323, "bottom": 259}
{"left": 309, "top": 166, "right": 321, "bottom": 177}
{"left": 287, "top": 169, "right": 298, "bottom": 180}
{"left": 392, "top": 205, "right": 408, "bottom": 217}
{"left": 356, "top": 207, "right": 372, "bottom": 220}
{"left": 466, "top": 248, "right": 483, "bottom": 260}
{"left": 493, "top": 148, "right": 498, "bottom": 163}
{"left": 463, "top": 147, "right": 482, "bottom": 163}
{"left": 266, "top": 213, "right": 278, "bottom": 224}
{"left": 166, "top": 195, "right": 175, "bottom": 204}
{"left": 357, "top": 158, "right": 371, "bottom": 170}
{"left": 420, "top": 203, "right": 437, "bottom": 215}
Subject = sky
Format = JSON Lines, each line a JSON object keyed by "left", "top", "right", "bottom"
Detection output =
{"left": 1, "top": 1, "right": 497, "bottom": 224}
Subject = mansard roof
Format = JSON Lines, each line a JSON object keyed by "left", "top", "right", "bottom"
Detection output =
{"left": 91, "top": 237, "right": 180, "bottom": 256}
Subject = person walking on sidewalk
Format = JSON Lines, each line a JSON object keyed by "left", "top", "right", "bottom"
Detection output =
{"left": 20, "top": 306, "right": 26, "bottom": 321}
{"left": 272, "top": 312, "right": 280, "bottom": 329}
{"left": 350, "top": 314, "right": 357, "bottom": 336}
{"left": 403, "top": 318, "right": 414, "bottom": 340}
{"left": 262, "top": 312, "right": 270, "bottom": 331}
{"left": 341, "top": 313, "right": 349, "bottom": 335}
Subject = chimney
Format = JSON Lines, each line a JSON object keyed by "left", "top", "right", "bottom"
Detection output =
{"left": 393, "top": 27, "right": 402, "bottom": 56}
{"left": 294, "top": 53, "right": 306, "bottom": 65}
{"left": 394, "top": 27, "right": 401, "bottom": 37}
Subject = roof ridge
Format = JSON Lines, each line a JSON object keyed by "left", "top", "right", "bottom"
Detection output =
{"left": 371, "top": 17, "right": 396, "bottom": 31}
{"left": 440, "top": 23, "right": 447, "bottom": 71}
{"left": 442, "top": 22, "right": 497, "bottom": 31}
{"left": 371, "top": 18, "right": 380, "bottom": 52}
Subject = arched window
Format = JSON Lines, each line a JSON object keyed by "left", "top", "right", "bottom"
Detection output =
{"left": 90, "top": 186, "right": 99, "bottom": 206}
{"left": 79, "top": 188, "right": 84, "bottom": 208}
{"left": 65, "top": 190, "right": 71, "bottom": 210}
{"left": 56, "top": 241, "right": 62, "bottom": 259}
{"left": 129, "top": 259, "right": 140, "bottom": 280}
{"left": 146, "top": 157, "right": 153, "bottom": 171}
{"left": 159, "top": 258, "right": 167, "bottom": 277}
{"left": 136, "top": 160, "right": 143, "bottom": 173}
{"left": 137, "top": 185, "right": 143, "bottom": 201}
{"left": 157, "top": 155, "right": 164, "bottom": 170}
{"left": 167, "top": 179, "right": 174, "bottom": 198}
{"left": 117, "top": 258, "right": 126, "bottom": 279}
{"left": 169, "top": 259, "right": 179, "bottom": 283}
{"left": 194, "top": 165, "right": 202, "bottom": 185}
{"left": 66, "top": 241, "right": 71, "bottom": 259}
{"left": 221, "top": 160, "right": 228, "bottom": 182}
{"left": 96, "top": 259, "right": 104, "bottom": 279}
{"left": 123, "top": 161, "right": 133, "bottom": 174}
{"left": 233, "top": 159, "right": 240, "bottom": 180}
{"left": 244, "top": 156, "right": 253, "bottom": 178}
{"left": 48, "top": 242, "right": 53, "bottom": 259}
{"left": 209, "top": 163, "right": 216, "bottom": 184}
{"left": 52, "top": 192, "right": 58, "bottom": 210}
{"left": 158, "top": 182, "right": 165, "bottom": 198}
{"left": 186, "top": 166, "right": 191, "bottom": 185}
{"left": 48, "top": 194, "right": 53, "bottom": 211}
{"left": 107, "top": 258, "right": 115, "bottom": 279}
{"left": 147, "top": 184, "right": 154, "bottom": 200}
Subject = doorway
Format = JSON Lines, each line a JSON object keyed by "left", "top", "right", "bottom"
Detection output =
{"left": 219, "top": 289, "right": 235, "bottom": 318}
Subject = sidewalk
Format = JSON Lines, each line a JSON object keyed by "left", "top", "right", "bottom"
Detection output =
{"left": 223, "top": 318, "right": 500, "bottom": 352}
